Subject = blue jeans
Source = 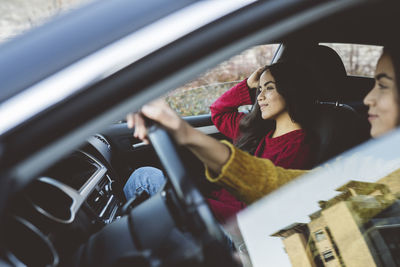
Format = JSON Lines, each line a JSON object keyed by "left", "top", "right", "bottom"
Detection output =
{"left": 123, "top": 166, "right": 235, "bottom": 251}
{"left": 123, "top": 167, "right": 166, "bottom": 200}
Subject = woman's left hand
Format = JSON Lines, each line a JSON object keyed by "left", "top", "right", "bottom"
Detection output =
{"left": 246, "top": 66, "right": 265, "bottom": 89}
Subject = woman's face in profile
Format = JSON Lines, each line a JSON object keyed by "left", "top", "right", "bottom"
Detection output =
{"left": 364, "top": 52, "right": 400, "bottom": 138}
{"left": 257, "top": 70, "right": 287, "bottom": 120}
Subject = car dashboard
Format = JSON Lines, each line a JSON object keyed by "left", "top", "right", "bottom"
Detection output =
{"left": 4, "top": 134, "right": 124, "bottom": 266}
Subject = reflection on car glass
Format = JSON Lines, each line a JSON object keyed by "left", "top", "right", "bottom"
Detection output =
{"left": 236, "top": 129, "right": 400, "bottom": 266}
{"left": 272, "top": 169, "right": 400, "bottom": 267}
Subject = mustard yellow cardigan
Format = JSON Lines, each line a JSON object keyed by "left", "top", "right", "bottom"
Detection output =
{"left": 205, "top": 141, "right": 400, "bottom": 207}
{"left": 205, "top": 140, "right": 307, "bottom": 204}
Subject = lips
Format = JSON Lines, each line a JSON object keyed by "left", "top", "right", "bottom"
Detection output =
{"left": 259, "top": 103, "right": 268, "bottom": 109}
{"left": 368, "top": 113, "right": 378, "bottom": 121}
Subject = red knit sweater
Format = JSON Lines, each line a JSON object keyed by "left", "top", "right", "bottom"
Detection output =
{"left": 208, "top": 79, "right": 312, "bottom": 223}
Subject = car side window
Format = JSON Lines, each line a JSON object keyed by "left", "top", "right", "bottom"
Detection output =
{"left": 236, "top": 130, "right": 400, "bottom": 267}
{"left": 320, "top": 43, "right": 383, "bottom": 77}
{"left": 166, "top": 44, "right": 279, "bottom": 116}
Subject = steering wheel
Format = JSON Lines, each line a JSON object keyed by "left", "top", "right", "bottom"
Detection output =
{"left": 147, "top": 121, "right": 223, "bottom": 234}
{"left": 71, "top": 122, "right": 240, "bottom": 267}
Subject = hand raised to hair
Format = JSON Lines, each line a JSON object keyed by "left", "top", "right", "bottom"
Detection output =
{"left": 246, "top": 66, "right": 265, "bottom": 89}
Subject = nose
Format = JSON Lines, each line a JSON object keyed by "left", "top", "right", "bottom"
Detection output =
{"left": 363, "top": 84, "right": 377, "bottom": 107}
{"left": 257, "top": 89, "right": 265, "bottom": 102}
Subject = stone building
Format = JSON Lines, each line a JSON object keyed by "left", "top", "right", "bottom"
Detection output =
{"left": 272, "top": 170, "right": 400, "bottom": 267}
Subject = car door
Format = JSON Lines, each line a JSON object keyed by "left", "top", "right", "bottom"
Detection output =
{"left": 1, "top": 0, "right": 398, "bottom": 266}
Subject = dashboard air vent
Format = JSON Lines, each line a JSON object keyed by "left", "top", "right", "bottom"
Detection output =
{"left": 93, "top": 135, "right": 111, "bottom": 150}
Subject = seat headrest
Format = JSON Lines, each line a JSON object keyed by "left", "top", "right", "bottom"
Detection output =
{"left": 279, "top": 44, "right": 347, "bottom": 100}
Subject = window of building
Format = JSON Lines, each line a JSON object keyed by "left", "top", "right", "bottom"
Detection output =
{"left": 322, "top": 250, "right": 335, "bottom": 262}
{"left": 314, "top": 230, "right": 326, "bottom": 242}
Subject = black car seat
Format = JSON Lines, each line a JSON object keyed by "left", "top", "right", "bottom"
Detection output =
{"left": 311, "top": 103, "right": 370, "bottom": 165}
{"left": 278, "top": 44, "right": 371, "bottom": 166}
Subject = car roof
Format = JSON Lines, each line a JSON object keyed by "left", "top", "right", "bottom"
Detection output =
{"left": 285, "top": 1, "right": 397, "bottom": 45}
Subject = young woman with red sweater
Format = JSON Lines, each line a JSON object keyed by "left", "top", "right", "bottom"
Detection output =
{"left": 207, "top": 61, "right": 317, "bottom": 223}
{"left": 124, "top": 60, "right": 320, "bottom": 224}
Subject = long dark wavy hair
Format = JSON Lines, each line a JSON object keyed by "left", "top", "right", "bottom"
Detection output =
{"left": 235, "top": 61, "right": 319, "bottom": 154}
{"left": 384, "top": 46, "right": 400, "bottom": 96}
{"left": 383, "top": 46, "right": 400, "bottom": 124}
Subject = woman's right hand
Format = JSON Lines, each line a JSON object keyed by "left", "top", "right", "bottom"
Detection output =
{"left": 246, "top": 66, "right": 265, "bottom": 89}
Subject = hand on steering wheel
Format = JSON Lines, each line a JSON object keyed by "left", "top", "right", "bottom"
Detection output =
{"left": 126, "top": 100, "right": 241, "bottom": 267}
{"left": 127, "top": 99, "right": 190, "bottom": 146}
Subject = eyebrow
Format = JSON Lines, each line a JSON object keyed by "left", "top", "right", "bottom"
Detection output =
{"left": 263, "top": 81, "right": 276, "bottom": 87}
{"left": 375, "top": 73, "right": 393, "bottom": 81}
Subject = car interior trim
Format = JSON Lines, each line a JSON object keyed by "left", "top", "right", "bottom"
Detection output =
{"left": 271, "top": 43, "right": 283, "bottom": 63}
{"left": 34, "top": 177, "right": 84, "bottom": 224}
{"left": 77, "top": 151, "right": 108, "bottom": 199}
{"left": 27, "top": 150, "right": 111, "bottom": 224}
{"left": 98, "top": 195, "right": 115, "bottom": 218}
{"left": 195, "top": 125, "right": 219, "bottom": 135}
{"left": 8, "top": 216, "right": 60, "bottom": 266}
{"left": 132, "top": 142, "right": 147, "bottom": 150}
{"left": 132, "top": 125, "right": 219, "bottom": 149}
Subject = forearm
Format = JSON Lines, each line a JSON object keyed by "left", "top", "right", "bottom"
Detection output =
{"left": 181, "top": 122, "right": 231, "bottom": 174}
{"left": 182, "top": 128, "right": 307, "bottom": 204}
{"left": 210, "top": 79, "right": 251, "bottom": 139}
{"left": 210, "top": 79, "right": 253, "bottom": 112}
